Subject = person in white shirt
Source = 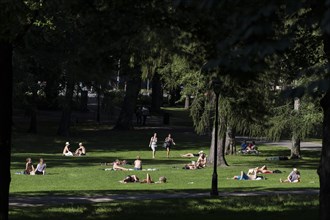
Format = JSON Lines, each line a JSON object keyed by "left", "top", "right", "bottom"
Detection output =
{"left": 149, "top": 133, "right": 158, "bottom": 158}
{"left": 35, "top": 158, "right": 46, "bottom": 175}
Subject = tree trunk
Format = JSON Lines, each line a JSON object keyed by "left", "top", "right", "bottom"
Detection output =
{"left": 169, "top": 86, "right": 181, "bottom": 106}
{"left": 57, "top": 80, "right": 74, "bottom": 137}
{"left": 151, "top": 72, "right": 162, "bottom": 113}
{"left": 219, "top": 130, "right": 229, "bottom": 166}
{"left": 80, "top": 91, "right": 88, "bottom": 112}
{"left": 225, "top": 127, "right": 236, "bottom": 155}
{"left": 114, "top": 66, "right": 142, "bottom": 130}
{"left": 319, "top": 22, "right": 330, "bottom": 220}
{"left": 96, "top": 86, "right": 101, "bottom": 123}
{"left": 184, "top": 95, "right": 190, "bottom": 109}
{"left": 44, "top": 77, "right": 59, "bottom": 110}
{"left": 319, "top": 90, "right": 330, "bottom": 220}
{"left": 169, "top": 89, "right": 176, "bottom": 106}
{"left": 0, "top": 41, "right": 12, "bottom": 220}
{"left": 290, "top": 97, "right": 301, "bottom": 159}
{"left": 28, "top": 106, "right": 37, "bottom": 133}
{"left": 208, "top": 125, "right": 229, "bottom": 166}
{"left": 290, "top": 136, "right": 301, "bottom": 159}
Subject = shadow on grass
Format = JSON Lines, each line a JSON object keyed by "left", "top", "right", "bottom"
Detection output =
{"left": 9, "top": 186, "right": 319, "bottom": 198}
{"left": 12, "top": 127, "right": 210, "bottom": 153}
{"left": 9, "top": 192, "right": 319, "bottom": 220}
{"left": 11, "top": 147, "right": 321, "bottom": 173}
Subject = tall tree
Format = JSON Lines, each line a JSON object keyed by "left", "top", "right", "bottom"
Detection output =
{"left": 318, "top": 1, "right": 330, "bottom": 219}
{"left": 0, "top": 40, "right": 13, "bottom": 220}
{"left": 0, "top": 1, "right": 41, "bottom": 218}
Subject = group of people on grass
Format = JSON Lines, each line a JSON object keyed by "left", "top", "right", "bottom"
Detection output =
{"left": 240, "top": 140, "right": 259, "bottom": 154}
{"left": 230, "top": 166, "right": 300, "bottom": 183}
{"left": 181, "top": 151, "right": 207, "bottom": 170}
{"left": 135, "top": 106, "right": 150, "bottom": 126}
{"left": 21, "top": 141, "right": 85, "bottom": 175}
{"left": 21, "top": 136, "right": 301, "bottom": 184}
{"left": 23, "top": 157, "right": 46, "bottom": 175}
{"left": 149, "top": 133, "right": 175, "bottom": 158}
{"left": 112, "top": 156, "right": 143, "bottom": 171}
{"left": 62, "top": 142, "right": 86, "bottom": 156}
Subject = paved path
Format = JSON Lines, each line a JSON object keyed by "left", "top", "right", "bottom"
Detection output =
{"left": 262, "top": 140, "right": 322, "bottom": 151}
{"left": 9, "top": 189, "right": 319, "bottom": 207}
{"left": 236, "top": 136, "right": 322, "bottom": 151}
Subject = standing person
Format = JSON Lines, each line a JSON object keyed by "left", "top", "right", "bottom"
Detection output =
{"left": 136, "top": 106, "right": 143, "bottom": 125}
{"left": 24, "top": 158, "right": 35, "bottom": 175}
{"left": 164, "top": 134, "right": 175, "bottom": 158}
{"left": 35, "top": 158, "right": 46, "bottom": 175}
{"left": 75, "top": 142, "right": 86, "bottom": 156}
{"left": 134, "top": 156, "right": 142, "bottom": 170}
{"left": 142, "top": 106, "right": 149, "bottom": 126}
{"left": 149, "top": 133, "right": 158, "bottom": 158}
{"left": 62, "top": 142, "right": 73, "bottom": 156}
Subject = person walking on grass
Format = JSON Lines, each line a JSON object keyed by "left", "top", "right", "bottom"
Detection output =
{"left": 149, "top": 133, "right": 158, "bottom": 159}
{"left": 164, "top": 133, "right": 175, "bottom": 158}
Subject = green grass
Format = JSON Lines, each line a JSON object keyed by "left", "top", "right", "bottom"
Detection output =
{"left": 10, "top": 147, "right": 319, "bottom": 195}
{"left": 9, "top": 108, "right": 321, "bottom": 219}
{"left": 9, "top": 195, "right": 319, "bottom": 220}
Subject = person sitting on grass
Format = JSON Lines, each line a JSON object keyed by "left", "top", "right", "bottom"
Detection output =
{"left": 75, "top": 142, "right": 86, "bottom": 156}
{"left": 134, "top": 156, "right": 142, "bottom": 170}
{"left": 196, "top": 153, "right": 207, "bottom": 168}
{"left": 246, "top": 141, "right": 259, "bottom": 154}
{"left": 280, "top": 168, "right": 300, "bottom": 183}
{"left": 62, "top": 142, "right": 73, "bottom": 156}
{"left": 24, "top": 158, "right": 35, "bottom": 175}
{"left": 113, "top": 159, "right": 128, "bottom": 171}
{"left": 35, "top": 158, "right": 46, "bottom": 175}
{"left": 230, "top": 168, "right": 263, "bottom": 180}
{"left": 119, "top": 175, "right": 140, "bottom": 183}
{"left": 180, "top": 151, "right": 204, "bottom": 158}
{"left": 241, "top": 140, "right": 248, "bottom": 151}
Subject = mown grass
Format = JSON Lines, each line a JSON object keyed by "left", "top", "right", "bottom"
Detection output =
{"left": 9, "top": 195, "right": 319, "bottom": 220}
{"left": 9, "top": 107, "right": 321, "bottom": 219}
{"left": 10, "top": 140, "right": 320, "bottom": 196}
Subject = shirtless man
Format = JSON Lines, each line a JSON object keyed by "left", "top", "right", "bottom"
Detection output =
{"left": 134, "top": 156, "right": 142, "bottom": 170}
{"left": 75, "top": 142, "right": 86, "bottom": 156}
{"left": 113, "top": 159, "right": 128, "bottom": 171}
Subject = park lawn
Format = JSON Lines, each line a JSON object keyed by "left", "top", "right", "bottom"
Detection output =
{"left": 9, "top": 108, "right": 321, "bottom": 219}
{"left": 10, "top": 141, "right": 320, "bottom": 196}
{"left": 9, "top": 195, "right": 319, "bottom": 220}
